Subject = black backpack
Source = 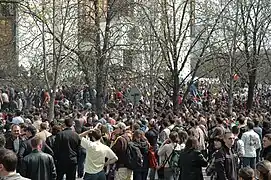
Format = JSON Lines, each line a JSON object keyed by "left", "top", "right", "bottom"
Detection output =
{"left": 125, "top": 141, "right": 143, "bottom": 170}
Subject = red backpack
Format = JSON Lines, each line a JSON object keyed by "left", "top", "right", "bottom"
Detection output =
{"left": 148, "top": 146, "right": 158, "bottom": 168}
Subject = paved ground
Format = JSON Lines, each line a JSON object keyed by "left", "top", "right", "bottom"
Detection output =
{"left": 75, "top": 168, "right": 211, "bottom": 180}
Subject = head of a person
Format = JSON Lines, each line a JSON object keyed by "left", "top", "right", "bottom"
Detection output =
{"left": 64, "top": 118, "right": 73, "bottom": 128}
{"left": 51, "top": 125, "right": 62, "bottom": 136}
{"left": 132, "top": 123, "right": 140, "bottom": 132}
{"left": 247, "top": 121, "right": 254, "bottom": 130}
{"left": 185, "top": 136, "right": 199, "bottom": 150}
{"left": 231, "top": 125, "right": 240, "bottom": 136}
{"left": 88, "top": 129, "right": 102, "bottom": 141}
{"left": 30, "top": 136, "right": 43, "bottom": 151}
{"left": 0, "top": 134, "right": 6, "bottom": 148}
{"left": 133, "top": 129, "right": 144, "bottom": 142}
{"left": 263, "top": 134, "right": 271, "bottom": 149}
{"left": 214, "top": 136, "right": 223, "bottom": 150}
{"left": 40, "top": 122, "right": 49, "bottom": 131}
{"left": 169, "top": 131, "right": 179, "bottom": 143}
{"left": 216, "top": 117, "right": 223, "bottom": 125}
{"left": 11, "top": 124, "right": 20, "bottom": 138}
{"left": 223, "top": 131, "right": 235, "bottom": 149}
{"left": 178, "top": 130, "right": 188, "bottom": 144}
{"left": 113, "top": 122, "right": 127, "bottom": 135}
{"left": 15, "top": 110, "right": 22, "bottom": 117}
{"left": 162, "top": 121, "right": 171, "bottom": 129}
{"left": 238, "top": 116, "right": 246, "bottom": 125}
{"left": 25, "top": 125, "right": 37, "bottom": 138}
{"left": 256, "top": 160, "right": 271, "bottom": 180}
{"left": 0, "top": 149, "right": 18, "bottom": 176}
{"left": 239, "top": 167, "right": 255, "bottom": 180}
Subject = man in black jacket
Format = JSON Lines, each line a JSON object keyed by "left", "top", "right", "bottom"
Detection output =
{"left": 18, "top": 125, "right": 53, "bottom": 160}
{"left": 21, "top": 136, "right": 56, "bottom": 180}
{"left": 5, "top": 124, "right": 22, "bottom": 154}
{"left": 215, "top": 131, "right": 237, "bottom": 180}
{"left": 53, "top": 118, "right": 81, "bottom": 180}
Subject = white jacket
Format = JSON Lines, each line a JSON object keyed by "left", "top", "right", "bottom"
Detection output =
{"left": 241, "top": 129, "right": 261, "bottom": 158}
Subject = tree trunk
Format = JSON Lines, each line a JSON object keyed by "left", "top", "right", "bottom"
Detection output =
{"left": 247, "top": 69, "right": 256, "bottom": 111}
{"left": 172, "top": 69, "right": 179, "bottom": 112}
{"left": 48, "top": 81, "right": 57, "bottom": 122}
{"left": 228, "top": 77, "right": 233, "bottom": 115}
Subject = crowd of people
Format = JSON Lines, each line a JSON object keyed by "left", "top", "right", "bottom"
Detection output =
{"left": 0, "top": 85, "right": 271, "bottom": 180}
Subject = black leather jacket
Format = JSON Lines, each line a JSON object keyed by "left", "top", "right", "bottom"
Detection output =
{"left": 21, "top": 150, "right": 57, "bottom": 180}
{"left": 179, "top": 149, "right": 208, "bottom": 180}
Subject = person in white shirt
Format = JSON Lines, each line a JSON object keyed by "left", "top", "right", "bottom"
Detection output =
{"left": 241, "top": 121, "right": 261, "bottom": 169}
{"left": 79, "top": 125, "right": 118, "bottom": 180}
{"left": 11, "top": 111, "right": 24, "bottom": 125}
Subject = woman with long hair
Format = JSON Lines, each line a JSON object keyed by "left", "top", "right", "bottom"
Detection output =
{"left": 178, "top": 136, "right": 208, "bottom": 180}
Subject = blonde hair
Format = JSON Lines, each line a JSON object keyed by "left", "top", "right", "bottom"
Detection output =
{"left": 257, "top": 160, "right": 271, "bottom": 180}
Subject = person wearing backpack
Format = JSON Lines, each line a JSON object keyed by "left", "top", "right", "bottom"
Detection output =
{"left": 178, "top": 136, "right": 208, "bottom": 180}
{"left": 132, "top": 130, "right": 149, "bottom": 180}
{"left": 158, "top": 131, "right": 181, "bottom": 180}
{"left": 111, "top": 122, "right": 133, "bottom": 180}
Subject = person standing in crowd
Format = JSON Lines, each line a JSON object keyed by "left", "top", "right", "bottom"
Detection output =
{"left": 145, "top": 119, "right": 159, "bottom": 180}
{"left": 21, "top": 136, "right": 57, "bottom": 180}
{"left": 5, "top": 124, "right": 22, "bottom": 154}
{"left": 262, "top": 134, "right": 271, "bottom": 160}
{"left": 79, "top": 127, "right": 118, "bottom": 180}
{"left": 256, "top": 160, "right": 271, "bottom": 180}
{"left": 0, "top": 148, "right": 30, "bottom": 180}
{"left": 158, "top": 131, "right": 181, "bottom": 180}
{"left": 241, "top": 121, "right": 261, "bottom": 169}
{"left": 111, "top": 122, "right": 132, "bottom": 180}
{"left": 214, "top": 131, "right": 237, "bottom": 180}
{"left": 36, "top": 122, "right": 51, "bottom": 142}
{"left": 132, "top": 130, "right": 149, "bottom": 180}
{"left": 45, "top": 125, "right": 62, "bottom": 152}
{"left": 232, "top": 125, "right": 245, "bottom": 168}
{"left": 53, "top": 118, "right": 81, "bottom": 180}
{"left": 179, "top": 136, "right": 208, "bottom": 180}
{"left": 11, "top": 111, "right": 24, "bottom": 125}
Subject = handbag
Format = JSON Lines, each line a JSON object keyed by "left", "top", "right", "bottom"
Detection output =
{"left": 157, "top": 144, "right": 177, "bottom": 179}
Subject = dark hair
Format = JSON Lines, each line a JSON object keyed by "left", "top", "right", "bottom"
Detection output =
{"left": 254, "top": 119, "right": 260, "bottom": 127}
{"left": 133, "top": 129, "right": 143, "bottom": 140}
{"left": 89, "top": 129, "right": 102, "bottom": 141}
{"left": 64, "top": 118, "right": 73, "bottom": 127}
{"left": 247, "top": 121, "right": 254, "bottom": 130}
{"left": 216, "top": 117, "right": 223, "bottom": 124}
{"left": 0, "top": 134, "right": 6, "bottom": 148}
{"left": 239, "top": 167, "right": 254, "bottom": 180}
{"left": 169, "top": 131, "right": 179, "bottom": 143}
{"left": 30, "top": 136, "right": 43, "bottom": 148}
{"left": 185, "top": 136, "right": 198, "bottom": 150}
{"left": 178, "top": 130, "right": 188, "bottom": 144}
{"left": 26, "top": 125, "right": 37, "bottom": 136}
{"left": 231, "top": 125, "right": 240, "bottom": 135}
{"left": 51, "top": 125, "right": 62, "bottom": 135}
{"left": 238, "top": 116, "right": 245, "bottom": 125}
{"left": 0, "top": 148, "right": 18, "bottom": 172}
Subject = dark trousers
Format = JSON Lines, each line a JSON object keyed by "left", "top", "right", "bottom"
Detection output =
{"left": 243, "top": 157, "right": 256, "bottom": 169}
{"left": 133, "top": 170, "right": 148, "bottom": 180}
{"left": 56, "top": 163, "right": 77, "bottom": 180}
{"left": 78, "top": 148, "right": 86, "bottom": 178}
{"left": 84, "top": 171, "right": 106, "bottom": 180}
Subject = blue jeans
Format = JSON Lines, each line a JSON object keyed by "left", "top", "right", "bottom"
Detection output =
{"left": 84, "top": 171, "right": 106, "bottom": 180}
{"left": 243, "top": 157, "right": 256, "bottom": 169}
